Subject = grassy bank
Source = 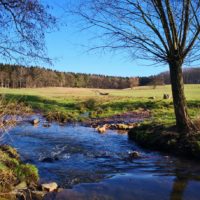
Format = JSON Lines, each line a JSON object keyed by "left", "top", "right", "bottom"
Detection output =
{"left": 128, "top": 123, "right": 200, "bottom": 159}
{"left": 0, "top": 98, "right": 38, "bottom": 199}
{"left": 0, "top": 145, "right": 39, "bottom": 197}
{"left": 0, "top": 85, "right": 199, "bottom": 125}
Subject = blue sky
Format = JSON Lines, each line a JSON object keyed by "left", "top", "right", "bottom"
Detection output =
{"left": 41, "top": 0, "right": 169, "bottom": 77}
{"left": 46, "top": 28, "right": 169, "bottom": 77}
{"left": 47, "top": 30, "right": 170, "bottom": 76}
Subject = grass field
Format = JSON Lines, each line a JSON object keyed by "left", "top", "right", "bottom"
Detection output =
{"left": 0, "top": 84, "right": 199, "bottom": 99}
{"left": 0, "top": 85, "right": 199, "bottom": 125}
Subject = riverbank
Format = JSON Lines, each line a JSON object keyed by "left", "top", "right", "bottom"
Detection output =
{"left": 0, "top": 98, "right": 41, "bottom": 200}
{"left": 0, "top": 145, "right": 39, "bottom": 199}
{"left": 0, "top": 86, "right": 200, "bottom": 199}
{"left": 3, "top": 117, "right": 200, "bottom": 200}
{"left": 128, "top": 122, "right": 200, "bottom": 159}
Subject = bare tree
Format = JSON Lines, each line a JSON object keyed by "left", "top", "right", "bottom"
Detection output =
{"left": 70, "top": 0, "right": 200, "bottom": 133}
{"left": 150, "top": 76, "right": 164, "bottom": 89}
{"left": 0, "top": 0, "right": 56, "bottom": 64}
{"left": 129, "top": 77, "right": 139, "bottom": 89}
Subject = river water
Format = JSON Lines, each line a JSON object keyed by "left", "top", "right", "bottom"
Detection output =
{"left": 2, "top": 116, "right": 200, "bottom": 200}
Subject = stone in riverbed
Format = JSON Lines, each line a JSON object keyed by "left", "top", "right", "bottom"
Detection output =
{"left": 96, "top": 125, "right": 107, "bottom": 133}
{"left": 43, "top": 123, "right": 51, "bottom": 128}
{"left": 31, "top": 191, "right": 47, "bottom": 200}
{"left": 40, "top": 156, "right": 59, "bottom": 163}
{"left": 128, "top": 151, "right": 140, "bottom": 158}
{"left": 41, "top": 182, "right": 58, "bottom": 192}
{"left": 32, "top": 118, "right": 39, "bottom": 125}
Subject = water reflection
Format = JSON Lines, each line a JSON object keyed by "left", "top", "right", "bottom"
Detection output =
{"left": 2, "top": 118, "right": 200, "bottom": 200}
{"left": 170, "top": 177, "right": 188, "bottom": 200}
{"left": 170, "top": 171, "right": 200, "bottom": 200}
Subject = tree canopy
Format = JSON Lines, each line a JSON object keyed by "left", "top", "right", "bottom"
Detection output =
{"left": 72, "top": 0, "right": 200, "bottom": 65}
{"left": 0, "top": 0, "right": 56, "bottom": 64}
{"left": 70, "top": 0, "right": 200, "bottom": 132}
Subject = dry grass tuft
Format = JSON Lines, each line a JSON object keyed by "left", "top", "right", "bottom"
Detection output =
{"left": 0, "top": 95, "right": 32, "bottom": 134}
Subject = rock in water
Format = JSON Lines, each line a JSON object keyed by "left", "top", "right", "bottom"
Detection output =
{"left": 41, "top": 182, "right": 58, "bottom": 192}
{"left": 96, "top": 125, "right": 107, "bottom": 133}
{"left": 32, "top": 118, "right": 39, "bottom": 125}
{"left": 129, "top": 151, "right": 140, "bottom": 158}
{"left": 40, "top": 156, "right": 59, "bottom": 163}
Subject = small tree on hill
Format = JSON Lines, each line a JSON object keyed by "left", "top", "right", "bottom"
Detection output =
{"left": 129, "top": 77, "right": 139, "bottom": 89}
{"left": 150, "top": 76, "right": 165, "bottom": 89}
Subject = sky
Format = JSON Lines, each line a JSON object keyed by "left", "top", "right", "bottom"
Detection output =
{"left": 39, "top": 0, "right": 170, "bottom": 77}
{"left": 47, "top": 30, "right": 170, "bottom": 76}
{"left": 46, "top": 27, "right": 169, "bottom": 77}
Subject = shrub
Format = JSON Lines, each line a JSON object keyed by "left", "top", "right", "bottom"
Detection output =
{"left": 84, "top": 98, "right": 98, "bottom": 110}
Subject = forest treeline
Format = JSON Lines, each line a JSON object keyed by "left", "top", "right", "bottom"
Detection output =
{"left": 0, "top": 64, "right": 199, "bottom": 89}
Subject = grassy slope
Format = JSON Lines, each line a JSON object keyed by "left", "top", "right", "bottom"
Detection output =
{"left": 0, "top": 85, "right": 199, "bottom": 125}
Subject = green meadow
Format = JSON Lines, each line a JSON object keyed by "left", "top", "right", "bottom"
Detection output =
{"left": 0, "top": 85, "right": 199, "bottom": 125}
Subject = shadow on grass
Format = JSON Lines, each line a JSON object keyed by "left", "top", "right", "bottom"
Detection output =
{"left": 103, "top": 100, "right": 174, "bottom": 111}
{"left": 2, "top": 93, "right": 200, "bottom": 118}
{"left": 3, "top": 93, "right": 77, "bottom": 111}
{"left": 104, "top": 99, "right": 200, "bottom": 111}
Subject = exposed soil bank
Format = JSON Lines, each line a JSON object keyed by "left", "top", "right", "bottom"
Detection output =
{"left": 84, "top": 110, "right": 150, "bottom": 131}
{"left": 128, "top": 124, "right": 200, "bottom": 159}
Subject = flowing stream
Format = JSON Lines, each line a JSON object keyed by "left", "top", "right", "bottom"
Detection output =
{"left": 2, "top": 115, "right": 200, "bottom": 200}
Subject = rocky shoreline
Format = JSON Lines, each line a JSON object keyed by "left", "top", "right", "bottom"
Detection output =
{"left": 84, "top": 110, "right": 150, "bottom": 133}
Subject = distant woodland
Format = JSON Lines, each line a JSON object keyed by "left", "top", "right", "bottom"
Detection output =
{"left": 0, "top": 64, "right": 199, "bottom": 89}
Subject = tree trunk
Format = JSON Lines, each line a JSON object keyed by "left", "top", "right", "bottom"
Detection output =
{"left": 169, "top": 60, "right": 195, "bottom": 133}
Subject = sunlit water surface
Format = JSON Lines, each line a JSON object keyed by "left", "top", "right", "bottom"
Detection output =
{"left": 2, "top": 116, "right": 200, "bottom": 200}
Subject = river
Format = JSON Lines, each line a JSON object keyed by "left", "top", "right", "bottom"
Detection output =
{"left": 2, "top": 115, "right": 200, "bottom": 200}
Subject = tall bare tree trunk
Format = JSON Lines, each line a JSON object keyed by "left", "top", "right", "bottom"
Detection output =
{"left": 169, "top": 60, "right": 195, "bottom": 133}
